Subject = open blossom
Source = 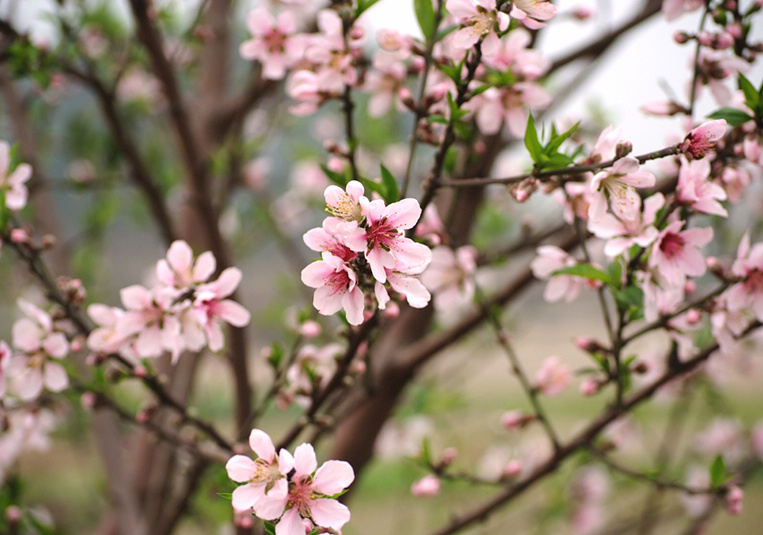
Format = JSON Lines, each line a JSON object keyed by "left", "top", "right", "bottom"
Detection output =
{"left": 676, "top": 157, "right": 728, "bottom": 216}
{"left": 531, "top": 245, "right": 583, "bottom": 303}
{"left": 662, "top": 0, "right": 704, "bottom": 21}
{"left": 589, "top": 156, "right": 656, "bottom": 222}
{"left": 253, "top": 443, "right": 354, "bottom": 535}
{"left": 534, "top": 356, "right": 571, "bottom": 396}
{"left": 587, "top": 192, "right": 664, "bottom": 257}
{"left": 0, "top": 141, "right": 32, "bottom": 211}
{"left": 301, "top": 252, "right": 365, "bottom": 325}
{"left": 648, "top": 221, "right": 713, "bottom": 286}
{"left": 8, "top": 300, "right": 69, "bottom": 401}
{"left": 239, "top": 8, "right": 302, "bottom": 80}
{"left": 679, "top": 119, "right": 726, "bottom": 160}
{"left": 193, "top": 268, "right": 251, "bottom": 353}
{"left": 446, "top": 0, "right": 509, "bottom": 56}
{"left": 510, "top": 0, "right": 557, "bottom": 30}
{"left": 226, "top": 429, "right": 291, "bottom": 512}
{"left": 87, "top": 241, "right": 250, "bottom": 361}
{"left": 724, "top": 233, "right": 763, "bottom": 321}
{"left": 421, "top": 245, "right": 477, "bottom": 311}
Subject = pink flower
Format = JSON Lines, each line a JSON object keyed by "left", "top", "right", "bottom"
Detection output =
{"left": 0, "top": 141, "right": 32, "bottom": 211}
{"left": 510, "top": 0, "right": 557, "bottom": 29}
{"left": 587, "top": 192, "right": 664, "bottom": 257}
{"left": 226, "top": 429, "right": 291, "bottom": 512}
{"left": 8, "top": 300, "right": 69, "bottom": 401}
{"left": 357, "top": 197, "right": 431, "bottom": 284}
{"left": 301, "top": 252, "right": 365, "bottom": 325}
{"left": 530, "top": 245, "right": 583, "bottom": 303}
{"left": 156, "top": 240, "right": 216, "bottom": 291}
{"left": 411, "top": 474, "right": 441, "bottom": 497}
{"left": 239, "top": 7, "right": 302, "bottom": 80}
{"left": 724, "top": 233, "right": 763, "bottom": 322}
{"left": 421, "top": 245, "right": 477, "bottom": 312}
{"left": 116, "top": 284, "right": 180, "bottom": 358}
{"left": 648, "top": 221, "right": 713, "bottom": 286}
{"left": 679, "top": 119, "right": 726, "bottom": 160}
{"left": 662, "top": 0, "right": 704, "bottom": 21}
{"left": 193, "top": 268, "right": 251, "bottom": 353}
{"left": 446, "top": 0, "right": 509, "bottom": 56}
{"left": 0, "top": 341, "right": 10, "bottom": 398}
{"left": 589, "top": 156, "right": 656, "bottom": 222}
{"left": 534, "top": 356, "right": 571, "bottom": 396}
{"left": 676, "top": 157, "right": 728, "bottom": 216}
{"left": 257, "top": 443, "right": 354, "bottom": 535}
{"left": 726, "top": 485, "right": 744, "bottom": 515}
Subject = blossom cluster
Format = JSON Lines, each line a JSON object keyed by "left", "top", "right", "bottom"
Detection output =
{"left": 87, "top": 240, "right": 251, "bottom": 363}
{"left": 301, "top": 181, "right": 431, "bottom": 325}
{"left": 226, "top": 429, "right": 354, "bottom": 535}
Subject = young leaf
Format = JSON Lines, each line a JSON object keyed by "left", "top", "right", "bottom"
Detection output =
{"left": 552, "top": 264, "right": 612, "bottom": 285}
{"left": 709, "top": 455, "right": 727, "bottom": 488}
{"left": 738, "top": 73, "right": 760, "bottom": 111}
{"left": 524, "top": 114, "right": 543, "bottom": 164}
{"left": 379, "top": 164, "right": 400, "bottom": 203}
{"left": 414, "top": 0, "right": 436, "bottom": 40}
{"left": 356, "top": 0, "right": 381, "bottom": 18}
{"left": 707, "top": 107, "right": 754, "bottom": 126}
{"left": 320, "top": 163, "right": 348, "bottom": 186}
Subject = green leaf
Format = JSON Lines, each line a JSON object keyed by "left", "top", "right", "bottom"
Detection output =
{"left": 264, "top": 521, "right": 277, "bottom": 535}
{"left": 614, "top": 286, "right": 644, "bottom": 309}
{"left": 414, "top": 0, "right": 435, "bottom": 40}
{"left": 738, "top": 73, "right": 760, "bottom": 111}
{"left": 552, "top": 264, "right": 612, "bottom": 284}
{"left": 359, "top": 177, "right": 384, "bottom": 198}
{"left": 707, "top": 107, "right": 754, "bottom": 126}
{"left": 0, "top": 188, "right": 8, "bottom": 232}
{"left": 320, "top": 163, "right": 348, "bottom": 186}
{"left": 545, "top": 121, "right": 580, "bottom": 153}
{"left": 379, "top": 164, "right": 399, "bottom": 203}
{"left": 355, "top": 0, "right": 381, "bottom": 17}
{"left": 607, "top": 260, "right": 623, "bottom": 289}
{"left": 217, "top": 492, "right": 232, "bottom": 500}
{"left": 709, "top": 455, "right": 727, "bottom": 488}
{"left": 524, "top": 114, "right": 543, "bottom": 164}
{"left": 427, "top": 114, "right": 448, "bottom": 124}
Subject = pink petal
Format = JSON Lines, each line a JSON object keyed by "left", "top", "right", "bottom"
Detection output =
{"left": 193, "top": 251, "right": 216, "bottom": 282}
{"left": 275, "top": 508, "right": 304, "bottom": 535}
{"left": 313, "top": 460, "right": 354, "bottom": 495}
{"left": 226, "top": 454, "right": 256, "bottom": 482}
{"left": 120, "top": 285, "right": 152, "bottom": 310}
{"left": 254, "top": 480, "right": 289, "bottom": 520}
{"left": 249, "top": 429, "right": 276, "bottom": 461}
{"left": 310, "top": 498, "right": 351, "bottom": 529}
{"left": 43, "top": 361, "right": 69, "bottom": 392}
{"left": 212, "top": 268, "right": 243, "bottom": 298}
{"left": 166, "top": 240, "right": 193, "bottom": 276}
{"left": 216, "top": 300, "right": 251, "bottom": 327}
{"left": 293, "top": 443, "right": 318, "bottom": 477}
{"left": 232, "top": 483, "right": 264, "bottom": 511}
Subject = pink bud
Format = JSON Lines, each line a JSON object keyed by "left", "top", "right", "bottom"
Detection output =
{"left": 716, "top": 32, "right": 734, "bottom": 49}
{"left": 503, "top": 459, "right": 523, "bottom": 478}
{"left": 572, "top": 6, "right": 594, "bottom": 20}
{"left": 299, "top": 320, "right": 322, "bottom": 339}
{"left": 674, "top": 31, "right": 690, "bottom": 44}
{"left": 350, "top": 27, "right": 364, "bottom": 40}
{"left": 383, "top": 301, "right": 400, "bottom": 318}
{"left": 726, "top": 486, "right": 743, "bottom": 515}
{"left": 81, "top": 391, "right": 97, "bottom": 408}
{"left": 684, "top": 279, "right": 697, "bottom": 293}
{"left": 501, "top": 410, "right": 531, "bottom": 430}
{"left": 5, "top": 505, "right": 21, "bottom": 523}
{"left": 134, "top": 366, "right": 148, "bottom": 378}
{"left": 440, "top": 447, "right": 458, "bottom": 465}
{"left": 685, "top": 309, "right": 701, "bottom": 324}
{"left": 698, "top": 31, "right": 713, "bottom": 46}
{"left": 10, "top": 228, "right": 29, "bottom": 243}
{"left": 136, "top": 411, "right": 149, "bottom": 424}
{"left": 411, "top": 474, "right": 441, "bottom": 496}
{"left": 580, "top": 378, "right": 600, "bottom": 396}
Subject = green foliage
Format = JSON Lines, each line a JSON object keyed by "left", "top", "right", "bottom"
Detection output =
{"left": 552, "top": 264, "right": 612, "bottom": 285}
{"left": 523, "top": 115, "right": 579, "bottom": 172}
{"left": 414, "top": 0, "right": 436, "bottom": 41}
{"left": 708, "top": 73, "right": 763, "bottom": 126}
{"left": 355, "top": 0, "right": 381, "bottom": 18}
{"left": 6, "top": 39, "right": 57, "bottom": 88}
{"left": 379, "top": 164, "right": 400, "bottom": 203}
{"left": 709, "top": 455, "right": 732, "bottom": 489}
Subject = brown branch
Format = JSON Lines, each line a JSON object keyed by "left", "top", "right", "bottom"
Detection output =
{"left": 426, "top": 322, "right": 761, "bottom": 535}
